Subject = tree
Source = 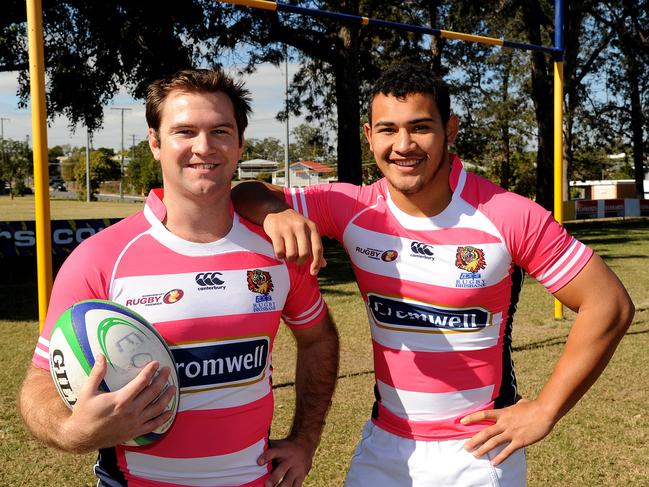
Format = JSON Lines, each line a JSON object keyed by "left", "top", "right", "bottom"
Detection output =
{"left": 589, "top": 0, "right": 648, "bottom": 196}
{"left": 289, "top": 123, "right": 334, "bottom": 163}
{"left": 2, "top": 0, "right": 214, "bottom": 132}
{"left": 0, "top": 138, "right": 32, "bottom": 199}
{"left": 73, "top": 148, "right": 120, "bottom": 200}
{"left": 125, "top": 140, "right": 162, "bottom": 195}
{"left": 243, "top": 137, "right": 284, "bottom": 162}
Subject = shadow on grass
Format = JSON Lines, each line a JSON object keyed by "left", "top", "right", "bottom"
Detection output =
{"left": 1, "top": 256, "right": 65, "bottom": 321}
{"left": 317, "top": 238, "right": 356, "bottom": 288}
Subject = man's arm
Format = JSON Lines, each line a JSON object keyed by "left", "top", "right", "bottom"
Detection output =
{"left": 461, "top": 254, "right": 634, "bottom": 464}
{"left": 232, "top": 181, "right": 325, "bottom": 275}
{"left": 257, "top": 311, "right": 340, "bottom": 487}
{"left": 19, "top": 357, "right": 176, "bottom": 453}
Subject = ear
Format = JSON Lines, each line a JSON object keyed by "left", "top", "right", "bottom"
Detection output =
{"left": 148, "top": 128, "right": 161, "bottom": 161}
{"left": 446, "top": 114, "right": 459, "bottom": 146}
{"left": 363, "top": 122, "right": 373, "bottom": 152}
{"left": 238, "top": 134, "right": 245, "bottom": 158}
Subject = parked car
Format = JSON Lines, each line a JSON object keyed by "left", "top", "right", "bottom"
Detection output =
{"left": 51, "top": 182, "right": 67, "bottom": 192}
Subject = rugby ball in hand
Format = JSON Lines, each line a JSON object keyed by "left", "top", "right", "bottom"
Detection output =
{"left": 48, "top": 299, "right": 179, "bottom": 446}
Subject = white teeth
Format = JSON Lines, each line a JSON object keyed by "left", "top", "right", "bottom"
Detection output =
{"left": 393, "top": 159, "right": 420, "bottom": 167}
{"left": 191, "top": 164, "right": 217, "bottom": 170}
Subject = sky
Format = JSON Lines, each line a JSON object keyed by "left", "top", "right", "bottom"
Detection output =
{"left": 0, "top": 62, "right": 301, "bottom": 151}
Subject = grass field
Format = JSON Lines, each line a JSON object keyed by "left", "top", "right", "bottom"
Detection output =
{"left": 1, "top": 202, "right": 648, "bottom": 485}
{"left": 0, "top": 194, "right": 143, "bottom": 221}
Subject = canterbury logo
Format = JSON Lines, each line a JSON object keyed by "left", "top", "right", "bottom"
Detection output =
{"left": 410, "top": 241, "right": 434, "bottom": 256}
{"left": 195, "top": 272, "right": 225, "bottom": 287}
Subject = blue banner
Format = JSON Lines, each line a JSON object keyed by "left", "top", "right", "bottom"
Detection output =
{"left": 0, "top": 219, "right": 121, "bottom": 257}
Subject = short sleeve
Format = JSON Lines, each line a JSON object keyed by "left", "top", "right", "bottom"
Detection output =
{"left": 281, "top": 261, "right": 327, "bottom": 329}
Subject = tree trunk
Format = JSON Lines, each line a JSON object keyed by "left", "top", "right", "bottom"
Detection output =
{"left": 520, "top": 0, "right": 554, "bottom": 210}
{"left": 333, "top": 25, "right": 362, "bottom": 185}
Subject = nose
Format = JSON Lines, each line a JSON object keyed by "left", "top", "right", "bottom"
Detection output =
{"left": 192, "top": 132, "right": 215, "bottom": 156}
{"left": 393, "top": 128, "right": 414, "bottom": 153}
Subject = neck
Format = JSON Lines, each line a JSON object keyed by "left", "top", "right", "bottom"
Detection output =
{"left": 162, "top": 192, "right": 233, "bottom": 243}
{"left": 389, "top": 158, "right": 453, "bottom": 217}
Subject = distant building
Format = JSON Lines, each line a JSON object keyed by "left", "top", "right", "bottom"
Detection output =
{"left": 569, "top": 179, "right": 642, "bottom": 200}
{"left": 284, "top": 160, "right": 335, "bottom": 187}
{"left": 238, "top": 159, "right": 280, "bottom": 180}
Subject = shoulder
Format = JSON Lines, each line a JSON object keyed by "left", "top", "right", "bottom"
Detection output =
{"left": 65, "top": 211, "right": 150, "bottom": 265}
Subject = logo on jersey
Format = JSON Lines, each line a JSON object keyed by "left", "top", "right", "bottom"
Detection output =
{"left": 381, "top": 250, "right": 399, "bottom": 262}
{"left": 455, "top": 246, "right": 486, "bottom": 272}
{"left": 410, "top": 241, "right": 435, "bottom": 260}
{"left": 171, "top": 336, "right": 269, "bottom": 390}
{"left": 163, "top": 289, "right": 184, "bottom": 304}
{"left": 356, "top": 246, "right": 399, "bottom": 262}
{"left": 125, "top": 289, "right": 184, "bottom": 307}
{"left": 195, "top": 272, "right": 226, "bottom": 291}
{"left": 253, "top": 293, "right": 277, "bottom": 312}
{"left": 247, "top": 269, "right": 274, "bottom": 294}
{"left": 368, "top": 293, "right": 491, "bottom": 333}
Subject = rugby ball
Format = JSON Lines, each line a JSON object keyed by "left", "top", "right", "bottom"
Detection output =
{"left": 48, "top": 299, "right": 179, "bottom": 446}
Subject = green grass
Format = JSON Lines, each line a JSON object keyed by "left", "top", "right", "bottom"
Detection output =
{"left": 0, "top": 195, "right": 143, "bottom": 221}
{"left": 1, "top": 218, "right": 648, "bottom": 486}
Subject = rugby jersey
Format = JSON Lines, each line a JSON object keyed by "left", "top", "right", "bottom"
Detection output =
{"left": 286, "top": 155, "right": 592, "bottom": 441}
{"left": 33, "top": 189, "right": 327, "bottom": 487}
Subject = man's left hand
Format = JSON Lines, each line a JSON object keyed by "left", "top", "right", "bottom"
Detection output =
{"left": 460, "top": 399, "right": 555, "bottom": 465}
{"left": 258, "top": 436, "right": 316, "bottom": 487}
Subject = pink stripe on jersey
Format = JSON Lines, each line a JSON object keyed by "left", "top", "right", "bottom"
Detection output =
{"left": 114, "top": 244, "right": 280, "bottom": 278}
{"left": 373, "top": 402, "right": 495, "bottom": 441}
{"left": 373, "top": 341, "right": 500, "bottom": 393}
{"left": 127, "top": 395, "right": 273, "bottom": 458}
{"left": 154, "top": 315, "right": 279, "bottom": 344}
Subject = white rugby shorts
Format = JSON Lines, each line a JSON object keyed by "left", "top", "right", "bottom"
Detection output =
{"left": 344, "top": 421, "right": 526, "bottom": 487}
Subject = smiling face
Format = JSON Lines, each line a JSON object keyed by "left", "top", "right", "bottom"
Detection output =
{"left": 148, "top": 89, "right": 244, "bottom": 203}
{"left": 364, "top": 92, "right": 458, "bottom": 216}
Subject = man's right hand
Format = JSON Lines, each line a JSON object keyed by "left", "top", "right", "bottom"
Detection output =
{"left": 20, "top": 357, "right": 176, "bottom": 453}
{"left": 263, "top": 209, "right": 326, "bottom": 276}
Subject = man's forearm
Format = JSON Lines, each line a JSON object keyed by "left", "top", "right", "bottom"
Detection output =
{"left": 19, "top": 366, "right": 77, "bottom": 451}
{"left": 231, "top": 181, "right": 288, "bottom": 225}
{"left": 291, "top": 314, "right": 339, "bottom": 450}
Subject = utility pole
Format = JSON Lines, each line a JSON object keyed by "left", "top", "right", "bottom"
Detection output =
{"left": 86, "top": 128, "right": 91, "bottom": 202}
{"left": 284, "top": 46, "right": 290, "bottom": 188}
{"left": 0, "top": 118, "right": 9, "bottom": 191}
{"left": 130, "top": 133, "right": 137, "bottom": 163}
{"left": 111, "top": 107, "right": 131, "bottom": 199}
{"left": 0, "top": 117, "right": 9, "bottom": 141}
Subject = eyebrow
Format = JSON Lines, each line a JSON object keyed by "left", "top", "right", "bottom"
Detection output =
{"left": 373, "top": 117, "right": 437, "bottom": 127}
{"left": 168, "top": 121, "right": 237, "bottom": 130}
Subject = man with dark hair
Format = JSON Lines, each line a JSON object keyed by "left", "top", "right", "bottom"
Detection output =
{"left": 19, "top": 68, "right": 339, "bottom": 487}
{"left": 232, "top": 62, "right": 634, "bottom": 486}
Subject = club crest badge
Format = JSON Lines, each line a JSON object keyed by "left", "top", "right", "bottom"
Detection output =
{"left": 247, "top": 269, "right": 274, "bottom": 295}
{"left": 455, "top": 246, "right": 486, "bottom": 272}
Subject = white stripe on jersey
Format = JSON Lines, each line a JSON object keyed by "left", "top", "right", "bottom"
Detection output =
{"left": 178, "top": 379, "right": 271, "bottom": 412}
{"left": 538, "top": 240, "right": 587, "bottom": 289}
{"left": 283, "top": 296, "right": 325, "bottom": 325}
{"left": 34, "top": 347, "right": 48, "bottom": 360}
{"left": 124, "top": 438, "right": 268, "bottom": 487}
{"left": 288, "top": 188, "right": 309, "bottom": 219}
{"left": 143, "top": 209, "right": 278, "bottom": 260}
{"left": 346, "top": 229, "right": 512, "bottom": 288}
{"left": 38, "top": 336, "right": 49, "bottom": 347}
{"left": 369, "top": 309, "right": 502, "bottom": 352}
{"left": 377, "top": 379, "right": 494, "bottom": 422}
{"left": 110, "top": 266, "right": 290, "bottom": 323}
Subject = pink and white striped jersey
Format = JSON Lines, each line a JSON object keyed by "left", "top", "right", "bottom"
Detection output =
{"left": 286, "top": 155, "right": 592, "bottom": 441}
{"left": 32, "top": 189, "right": 327, "bottom": 487}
